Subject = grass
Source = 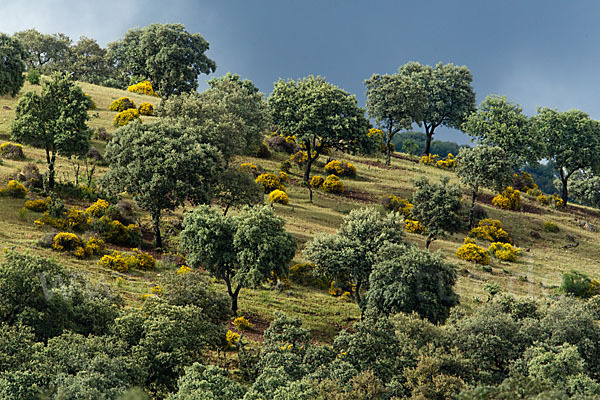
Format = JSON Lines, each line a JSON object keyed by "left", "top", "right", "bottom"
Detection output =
{"left": 2, "top": 77, "right": 600, "bottom": 342}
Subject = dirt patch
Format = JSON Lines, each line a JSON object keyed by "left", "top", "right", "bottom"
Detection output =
{"left": 360, "top": 159, "right": 398, "bottom": 170}
{"left": 229, "top": 311, "right": 270, "bottom": 344}
{"left": 475, "top": 192, "right": 543, "bottom": 215}
{"left": 391, "top": 153, "right": 419, "bottom": 163}
{"left": 344, "top": 188, "right": 377, "bottom": 204}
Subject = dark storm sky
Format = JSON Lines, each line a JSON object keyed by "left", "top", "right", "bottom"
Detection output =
{"left": 2, "top": 0, "right": 599, "bottom": 144}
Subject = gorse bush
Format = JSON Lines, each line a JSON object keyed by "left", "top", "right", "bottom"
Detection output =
{"left": 0, "top": 142, "right": 25, "bottom": 160}
{"left": 233, "top": 316, "right": 254, "bottom": 331}
{"left": 537, "top": 193, "right": 564, "bottom": 208}
{"left": 310, "top": 175, "right": 324, "bottom": 188}
{"left": 492, "top": 186, "right": 520, "bottom": 210}
{"left": 109, "top": 97, "right": 136, "bottom": 112}
{"left": 405, "top": 219, "right": 426, "bottom": 234}
{"left": 256, "top": 173, "right": 285, "bottom": 193}
{"left": 543, "top": 221, "right": 559, "bottom": 233}
{"left": 488, "top": 242, "right": 520, "bottom": 262}
{"left": 24, "top": 197, "right": 49, "bottom": 212}
{"left": 127, "top": 80, "right": 158, "bottom": 96}
{"left": 138, "top": 102, "right": 154, "bottom": 116}
{"left": 468, "top": 218, "right": 511, "bottom": 243}
{"left": 0, "top": 180, "right": 28, "bottom": 198}
{"left": 290, "top": 150, "right": 308, "bottom": 166}
{"left": 52, "top": 232, "right": 82, "bottom": 252}
{"left": 322, "top": 174, "right": 344, "bottom": 194}
{"left": 381, "top": 195, "right": 413, "bottom": 218}
{"left": 434, "top": 153, "right": 457, "bottom": 170}
{"left": 279, "top": 171, "right": 288, "bottom": 182}
{"left": 98, "top": 248, "right": 155, "bottom": 272}
{"left": 269, "top": 189, "right": 289, "bottom": 205}
{"left": 512, "top": 171, "right": 537, "bottom": 192}
{"left": 456, "top": 243, "right": 490, "bottom": 265}
{"left": 113, "top": 108, "right": 140, "bottom": 127}
{"left": 324, "top": 160, "right": 357, "bottom": 177}
{"left": 419, "top": 153, "right": 439, "bottom": 165}
{"left": 85, "top": 198, "right": 110, "bottom": 218}
{"left": 91, "top": 216, "right": 141, "bottom": 246}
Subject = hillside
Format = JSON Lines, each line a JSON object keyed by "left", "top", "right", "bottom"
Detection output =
{"left": 1, "top": 79, "right": 600, "bottom": 342}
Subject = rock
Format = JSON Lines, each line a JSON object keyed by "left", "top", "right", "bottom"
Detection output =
{"left": 583, "top": 222, "right": 597, "bottom": 232}
{"left": 2, "top": 105, "right": 10, "bottom": 110}
{"left": 530, "top": 231, "right": 541, "bottom": 239}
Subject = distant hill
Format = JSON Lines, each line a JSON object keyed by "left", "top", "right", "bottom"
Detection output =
{"left": 391, "top": 131, "right": 468, "bottom": 157}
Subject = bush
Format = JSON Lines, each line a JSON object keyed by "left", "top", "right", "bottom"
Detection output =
{"left": 405, "top": 219, "right": 426, "bottom": 234}
{"left": 0, "top": 180, "right": 27, "bottom": 198}
{"left": 113, "top": 108, "right": 140, "bottom": 127}
{"left": 290, "top": 150, "right": 308, "bottom": 166}
{"left": 93, "top": 127, "right": 111, "bottom": 141}
{"left": 322, "top": 175, "right": 344, "bottom": 194}
{"left": 98, "top": 249, "right": 155, "bottom": 272}
{"left": 538, "top": 193, "right": 563, "bottom": 208}
{"left": 456, "top": 243, "right": 490, "bottom": 265}
{"left": 434, "top": 153, "right": 457, "bottom": 170}
{"left": 256, "top": 173, "right": 285, "bottom": 193}
{"left": 98, "top": 250, "right": 129, "bottom": 272}
{"left": 256, "top": 142, "right": 271, "bottom": 158}
{"left": 266, "top": 136, "right": 298, "bottom": 154}
{"left": 543, "top": 221, "right": 559, "bottom": 233}
{"left": 24, "top": 197, "right": 49, "bottom": 212}
{"left": 280, "top": 160, "right": 292, "bottom": 173}
{"left": 52, "top": 232, "right": 82, "bottom": 252}
{"left": 512, "top": 171, "right": 537, "bottom": 192}
{"left": 233, "top": 316, "right": 254, "bottom": 331}
{"left": 109, "top": 97, "right": 136, "bottom": 112}
{"left": 324, "top": 160, "right": 357, "bottom": 177}
{"left": 138, "top": 102, "right": 154, "bottom": 116}
{"left": 0, "top": 142, "right": 25, "bottom": 160}
{"left": 310, "top": 175, "right": 324, "bottom": 188}
{"left": 83, "top": 236, "right": 105, "bottom": 257}
{"left": 269, "top": 189, "right": 289, "bottom": 205}
{"left": 10, "top": 163, "right": 42, "bottom": 190}
{"left": 561, "top": 271, "right": 594, "bottom": 298}
{"left": 26, "top": 68, "right": 40, "bottom": 85}
{"left": 419, "top": 153, "right": 439, "bottom": 165}
{"left": 127, "top": 80, "right": 157, "bottom": 96}
{"left": 469, "top": 219, "right": 511, "bottom": 243}
{"left": 526, "top": 187, "right": 542, "bottom": 197}
{"left": 85, "top": 199, "right": 110, "bottom": 218}
{"left": 279, "top": 171, "right": 288, "bottom": 182}
{"left": 91, "top": 216, "right": 141, "bottom": 246}
{"left": 381, "top": 195, "right": 413, "bottom": 218}
{"left": 492, "top": 186, "right": 520, "bottom": 211}
{"left": 288, "top": 263, "right": 328, "bottom": 289}
{"left": 84, "top": 93, "right": 96, "bottom": 110}
{"left": 488, "top": 242, "right": 520, "bottom": 262}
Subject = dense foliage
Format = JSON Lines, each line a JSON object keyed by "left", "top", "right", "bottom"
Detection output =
{"left": 0, "top": 33, "right": 26, "bottom": 96}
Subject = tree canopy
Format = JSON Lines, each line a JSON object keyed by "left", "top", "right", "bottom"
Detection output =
{"left": 11, "top": 72, "right": 91, "bottom": 189}
{"left": 13, "top": 29, "right": 71, "bottom": 73}
{"left": 108, "top": 23, "right": 216, "bottom": 97}
{"left": 102, "top": 121, "right": 224, "bottom": 247}
{"left": 0, "top": 33, "right": 26, "bottom": 97}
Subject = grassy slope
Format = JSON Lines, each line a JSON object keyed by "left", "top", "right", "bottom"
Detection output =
{"left": 1, "top": 79, "right": 600, "bottom": 342}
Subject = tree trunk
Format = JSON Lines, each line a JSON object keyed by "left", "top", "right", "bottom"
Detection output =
{"left": 303, "top": 156, "right": 314, "bottom": 183}
{"left": 152, "top": 210, "right": 162, "bottom": 248}
{"left": 469, "top": 188, "right": 478, "bottom": 229}
{"left": 425, "top": 233, "right": 434, "bottom": 249}
{"left": 560, "top": 169, "right": 569, "bottom": 207}
{"left": 46, "top": 148, "right": 56, "bottom": 190}
{"left": 385, "top": 136, "right": 392, "bottom": 166}
{"left": 223, "top": 203, "right": 231, "bottom": 216}
{"left": 224, "top": 274, "right": 241, "bottom": 314}
{"left": 308, "top": 184, "right": 313, "bottom": 203}
{"left": 423, "top": 124, "right": 433, "bottom": 156}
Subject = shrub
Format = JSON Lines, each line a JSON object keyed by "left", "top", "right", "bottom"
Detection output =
{"left": 537, "top": 193, "right": 564, "bottom": 208}
{"left": 113, "top": 108, "right": 140, "bottom": 127}
{"left": 131, "top": 248, "right": 156, "bottom": 270}
{"left": 85, "top": 199, "right": 110, "bottom": 218}
{"left": 381, "top": 195, "right": 413, "bottom": 218}
{"left": 488, "top": 242, "right": 520, "bottom": 262}
{"left": 512, "top": 171, "right": 537, "bottom": 192}
{"left": 526, "top": 187, "right": 542, "bottom": 197}
{"left": 322, "top": 174, "right": 344, "bottom": 194}
{"left": 98, "top": 249, "right": 155, "bottom": 272}
{"left": 280, "top": 160, "right": 292, "bottom": 173}
{"left": 94, "top": 127, "right": 111, "bottom": 141}
{"left": 26, "top": 68, "right": 40, "bottom": 85}
{"left": 233, "top": 316, "right": 254, "bottom": 331}
{"left": 288, "top": 263, "right": 328, "bottom": 289}
{"left": 324, "top": 160, "right": 357, "bottom": 177}
{"left": 256, "top": 142, "right": 271, "bottom": 158}
{"left": 52, "top": 232, "right": 82, "bottom": 252}
{"left": 64, "top": 208, "right": 89, "bottom": 232}
{"left": 469, "top": 219, "right": 511, "bottom": 243}
{"left": 138, "top": 102, "right": 154, "bottom": 116}
{"left": 24, "top": 197, "right": 49, "bottom": 212}
{"left": 456, "top": 243, "right": 490, "bottom": 265}
{"left": 53, "top": 182, "right": 99, "bottom": 202}
{"left": 310, "top": 175, "right": 324, "bottom": 188}
{"left": 83, "top": 236, "right": 105, "bottom": 256}
{"left": 0, "top": 180, "right": 28, "bottom": 198}
{"left": 290, "top": 150, "right": 308, "bottom": 166}
{"left": 405, "top": 219, "right": 426, "bottom": 234}
{"left": 98, "top": 250, "right": 130, "bottom": 272}
{"left": 10, "top": 163, "right": 43, "bottom": 190}
{"left": 84, "top": 93, "right": 96, "bottom": 110}
{"left": 91, "top": 216, "right": 141, "bottom": 246}
{"left": 543, "top": 221, "right": 559, "bottom": 233}
{"left": 109, "top": 97, "right": 136, "bottom": 112}
{"left": 561, "top": 271, "right": 594, "bottom": 298}
{"left": 255, "top": 173, "right": 284, "bottom": 193}
{"left": 269, "top": 189, "right": 289, "bottom": 205}
{"left": 240, "top": 162, "right": 259, "bottom": 175}
{"left": 127, "top": 80, "right": 158, "bottom": 96}
{"left": 0, "top": 142, "right": 25, "bottom": 160}
{"left": 419, "top": 153, "right": 439, "bottom": 165}
{"left": 226, "top": 329, "right": 240, "bottom": 349}
{"left": 279, "top": 171, "right": 288, "bottom": 182}
{"left": 492, "top": 186, "right": 520, "bottom": 210}
{"left": 266, "top": 136, "right": 298, "bottom": 154}
{"left": 434, "top": 153, "right": 457, "bottom": 170}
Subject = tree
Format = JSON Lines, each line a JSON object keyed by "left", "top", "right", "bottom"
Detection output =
{"left": 455, "top": 145, "right": 515, "bottom": 227}
{"left": 568, "top": 170, "right": 600, "bottom": 209}
{"left": 169, "top": 363, "right": 247, "bottom": 400}
{"left": 11, "top": 72, "right": 90, "bottom": 189}
{"left": 214, "top": 168, "right": 264, "bottom": 216}
{"left": 270, "top": 76, "right": 372, "bottom": 187}
{"left": 462, "top": 95, "right": 542, "bottom": 166}
{"left": 364, "top": 72, "right": 426, "bottom": 165}
{"left": 533, "top": 108, "right": 600, "bottom": 206}
{"left": 0, "top": 33, "right": 26, "bottom": 97}
{"left": 303, "top": 207, "right": 404, "bottom": 311}
{"left": 13, "top": 29, "right": 71, "bottom": 73}
{"left": 365, "top": 244, "right": 458, "bottom": 324}
{"left": 411, "top": 176, "right": 463, "bottom": 248}
{"left": 107, "top": 23, "right": 216, "bottom": 97}
{"left": 179, "top": 205, "right": 296, "bottom": 313}
{"left": 69, "top": 36, "right": 112, "bottom": 85}
{"left": 158, "top": 74, "right": 271, "bottom": 162}
{"left": 396, "top": 62, "right": 476, "bottom": 156}
{"left": 102, "top": 121, "right": 224, "bottom": 248}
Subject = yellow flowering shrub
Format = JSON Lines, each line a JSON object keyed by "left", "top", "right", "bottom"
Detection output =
{"left": 240, "top": 163, "right": 259, "bottom": 176}
{"left": 492, "top": 186, "right": 520, "bottom": 211}
{"left": 468, "top": 219, "right": 511, "bottom": 243}
{"left": 255, "top": 173, "right": 285, "bottom": 193}
{"left": 113, "top": 108, "right": 140, "bottom": 127}
{"left": 435, "top": 153, "right": 456, "bottom": 170}
{"left": 588, "top": 280, "right": 600, "bottom": 297}
{"left": 279, "top": 171, "right": 288, "bottom": 182}
{"left": 456, "top": 243, "right": 490, "bottom": 265}
{"left": 94, "top": 216, "right": 141, "bottom": 246}
{"left": 85, "top": 198, "right": 109, "bottom": 218}
{"left": 0, "top": 142, "right": 25, "bottom": 160}
{"left": 419, "top": 154, "right": 439, "bottom": 165}
{"left": 268, "top": 189, "right": 289, "bottom": 205}
{"left": 405, "top": 219, "right": 426, "bottom": 234}
{"left": 127, "top": 81, "right": 158, "bottom": 96}
{"left": 52, "top": 232, "right": 82, "bottom": 252}
{"left": 310, "top": 175, "right": 324, "bottom": 188}
{"left": 99, "top": 250, "right": 130, "bottom": 272}
{"left": 538, "top": 193, "right": 563, "bottom": 208}
{"left": 0, "top": 180, "right": 28, "bottom": 198}
{"left": 322, "top": 175, "right": 344, "bottom": 194}
{"left": 226, "top": 329, "right": 240, "bottom": 349}
{"left": 381, "top": 195, "right": 413, "bottom": 218}
{"left": 488, "top": 242, "right": 520, "bottom": 262}
{"left": 177, "top": 265, "right": 193, "bottom": 274}
{"left": 109, "top": 97, "right": 136, "bottom": 112}
{"left": 65, "top": 208, "right": 89, "bottom": 232}
{"left": 84, "top": 93, "right": 96, "bottom": 110}
{"left": 542, "top": 221, "right": 559, "bottom": 233}
{"left": 151, "top": 285, "right": 162, "bottom": 295}
{"left": 290, "top": 150, "right": 308, "bottom": 166}
{"left": 98, "top": 249, "right": 155, "bottom": 272}
{"left": 233, "top": 316, "right": 254, "bottom": 331}
{"left": 73, "top": 247, "right": 86, "bottom": 259}
{"left": 138, "top": 102, "right": 154, "bottom": 116}
{"left": 324, "top": 160, "right": 357, "bottom": 177}
{"left": 131, "top": 248, "right": 156, "bottom": 270}
{"left": 24, "top": 198, "right": 49, "bottom": 212}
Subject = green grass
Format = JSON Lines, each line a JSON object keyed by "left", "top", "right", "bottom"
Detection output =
{"left": 2, "top": 78, "right": 600, "bottom": 342}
